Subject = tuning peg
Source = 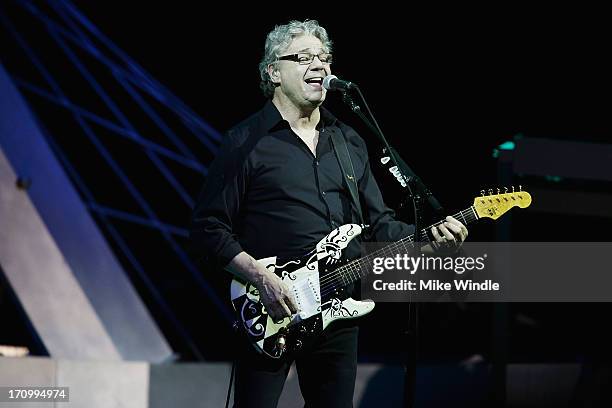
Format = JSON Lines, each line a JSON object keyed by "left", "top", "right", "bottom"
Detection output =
{"left": 504, "top": 187, "right": 508, "bottom": 194}
{"left": 480, "top": 190, "right": 485, "bottom": 197}
{"left": 519, "top": 185, "right": 522, "bottom": 191}
{"left": 488, "top": 189, "right": 493, "bottom": 195}
{"left": 497, "top": 188, "right": 501, "bottom": 195}
{"left": 512, "top": 186, "right": 515, "bottom": 193}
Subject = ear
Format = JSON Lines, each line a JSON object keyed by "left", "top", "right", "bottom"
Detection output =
{"left": 267, "top": 63, "right": 280, "bottom": 85}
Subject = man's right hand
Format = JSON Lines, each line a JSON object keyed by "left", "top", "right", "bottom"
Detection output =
{"left": 253, "top": 269, "right": 300, "bottom": 322}
{"left": 227, "top": 252, "right": 300, "bottom": 322}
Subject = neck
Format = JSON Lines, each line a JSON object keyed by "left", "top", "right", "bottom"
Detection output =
{"left": 272, "top": 94, "right": 321, "bottom": 131}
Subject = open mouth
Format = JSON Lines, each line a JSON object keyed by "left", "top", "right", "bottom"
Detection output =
{"left": 305, "top": 77, "right": 324, "bottom": 89}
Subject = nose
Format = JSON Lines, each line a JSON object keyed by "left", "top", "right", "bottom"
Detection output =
{"left": 313, "top": 55, "right": 328, "bottom": 65}
{"left": 310, "top": 56, "right": 329, "bottom": 73}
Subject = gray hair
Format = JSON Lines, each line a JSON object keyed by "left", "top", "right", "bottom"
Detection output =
{"left": 259, "top": 20, "right": 333, "bottom": 98}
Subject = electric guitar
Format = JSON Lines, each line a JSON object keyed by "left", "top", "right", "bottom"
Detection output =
{"left": 230, "top": 188, "right": 532, "bottom": 358}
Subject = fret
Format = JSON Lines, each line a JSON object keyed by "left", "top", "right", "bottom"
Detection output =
{"left": 470, "top": 206, "right": 478, "bottom": 221}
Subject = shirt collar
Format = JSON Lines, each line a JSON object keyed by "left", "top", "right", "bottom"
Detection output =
{"left": 261, "top": 99, "right": 339, "bottom": 132}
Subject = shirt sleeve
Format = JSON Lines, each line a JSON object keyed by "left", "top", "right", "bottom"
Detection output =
{"left": 189, "top": 131, "right": 248, "bottom": 267}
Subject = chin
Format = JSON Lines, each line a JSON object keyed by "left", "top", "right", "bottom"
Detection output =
{"left": 305, "top": 100, "right": 324, "bottom": 110}
{"left": 307, "top": 94, "right": 326, "bottom": 106}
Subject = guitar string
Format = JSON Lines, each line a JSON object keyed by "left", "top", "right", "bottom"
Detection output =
{"left": 272, "top": 198, "right": 512, "bottom": 296}
{"left": 317, "top": 208, "right": 476, "bottom": 289}
{"left": 251, "top": 195, "right": 524, "bottom": 313}
{"left": 315, "top": 211, "right": 476, "bottom": 295}
{"left": 318, "top": 210, "right": 481, "bottom": 297}
{"left": 285, "top": 208, "right": 478, "bottom": 299}
{"left": 270, "top": 195, "right": 521, "bottom": 295}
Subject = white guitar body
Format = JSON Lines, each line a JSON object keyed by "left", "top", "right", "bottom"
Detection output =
{"left": 230, "top": 224, "right": 374, "bottom": 358}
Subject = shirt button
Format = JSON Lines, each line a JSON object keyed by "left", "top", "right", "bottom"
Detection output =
{"left": 314, "top": 159, "right": 319, "bottom": 167}
{"left": 321, "top": 191, "right": 326, "bottom": 197}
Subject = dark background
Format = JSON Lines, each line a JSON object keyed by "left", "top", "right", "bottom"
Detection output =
{"left": 3, "top": 1, "right": 612, "bottom": 368}
{"left": 73, "top": 3, "right": 612, "bottom": 226}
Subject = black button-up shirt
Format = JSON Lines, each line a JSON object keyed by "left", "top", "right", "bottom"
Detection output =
{"left": 190, "top": 101, "right": 414, "bottom": 266}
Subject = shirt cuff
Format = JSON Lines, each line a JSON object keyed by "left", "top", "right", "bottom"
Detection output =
{"left": 217, "top": 240, "right": 244, "bottom": 268}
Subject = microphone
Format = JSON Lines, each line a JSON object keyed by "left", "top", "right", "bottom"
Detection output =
{"left": 322, "top": 75, "right": 358, "bottom": 91}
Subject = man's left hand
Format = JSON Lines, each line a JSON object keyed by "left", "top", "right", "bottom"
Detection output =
{"left": 430, "top": 216, "right": 468, "bottom": 252}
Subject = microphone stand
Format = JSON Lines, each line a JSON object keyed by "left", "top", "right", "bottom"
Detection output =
{"left": 340, "top": 88, "right": 445, "bottom": 408}
{"left": 340, "top": 91, "right": 445, "bottom": 216}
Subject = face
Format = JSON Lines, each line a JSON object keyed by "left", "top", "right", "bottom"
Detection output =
{"left": 269, "top": 35, "right": 332, "bottom": 110}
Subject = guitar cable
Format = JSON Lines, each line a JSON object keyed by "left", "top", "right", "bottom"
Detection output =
{"left": 225, "top": 320, "right": 241, "bottom": 408}
{"left": 225, "top": 359, "right": 236, "bottom": 408}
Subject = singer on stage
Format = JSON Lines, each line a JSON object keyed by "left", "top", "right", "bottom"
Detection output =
{"left": 190, "top": 19, "right": 468, "bottom": 407}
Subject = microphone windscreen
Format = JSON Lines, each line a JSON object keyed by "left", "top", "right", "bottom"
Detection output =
{"left": 322, "top": 75, "right": 338, "bottom": 90}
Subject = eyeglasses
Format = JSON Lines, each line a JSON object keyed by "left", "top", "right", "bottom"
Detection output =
{"left": 277, "top": 52, "right": 333, "bottom": 65}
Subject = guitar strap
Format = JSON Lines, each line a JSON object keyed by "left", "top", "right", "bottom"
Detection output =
{"left": 329, "top": 129, "right": 365, "bottom": 226}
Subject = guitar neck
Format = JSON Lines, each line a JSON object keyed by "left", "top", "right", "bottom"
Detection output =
{"left": 332, "top": 206, "right": 480, "bottom": 288}
{"left": 409, "top": 206, "right": 479, "bottom": 244}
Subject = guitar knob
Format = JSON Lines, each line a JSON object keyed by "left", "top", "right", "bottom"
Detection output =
{"left": 232, "top": 320, "right": 240, "bottom": 332}
{"left": 274, "top": 333, "right": 287, "bottom": 357}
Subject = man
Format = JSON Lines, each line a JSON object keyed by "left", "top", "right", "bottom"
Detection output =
{"left": 190, "top": 19, "right": 468, "bottom": 407}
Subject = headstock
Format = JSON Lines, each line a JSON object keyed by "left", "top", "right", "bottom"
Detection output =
{"left": 473, "top": 186, "right": 532, "bottom": 220}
